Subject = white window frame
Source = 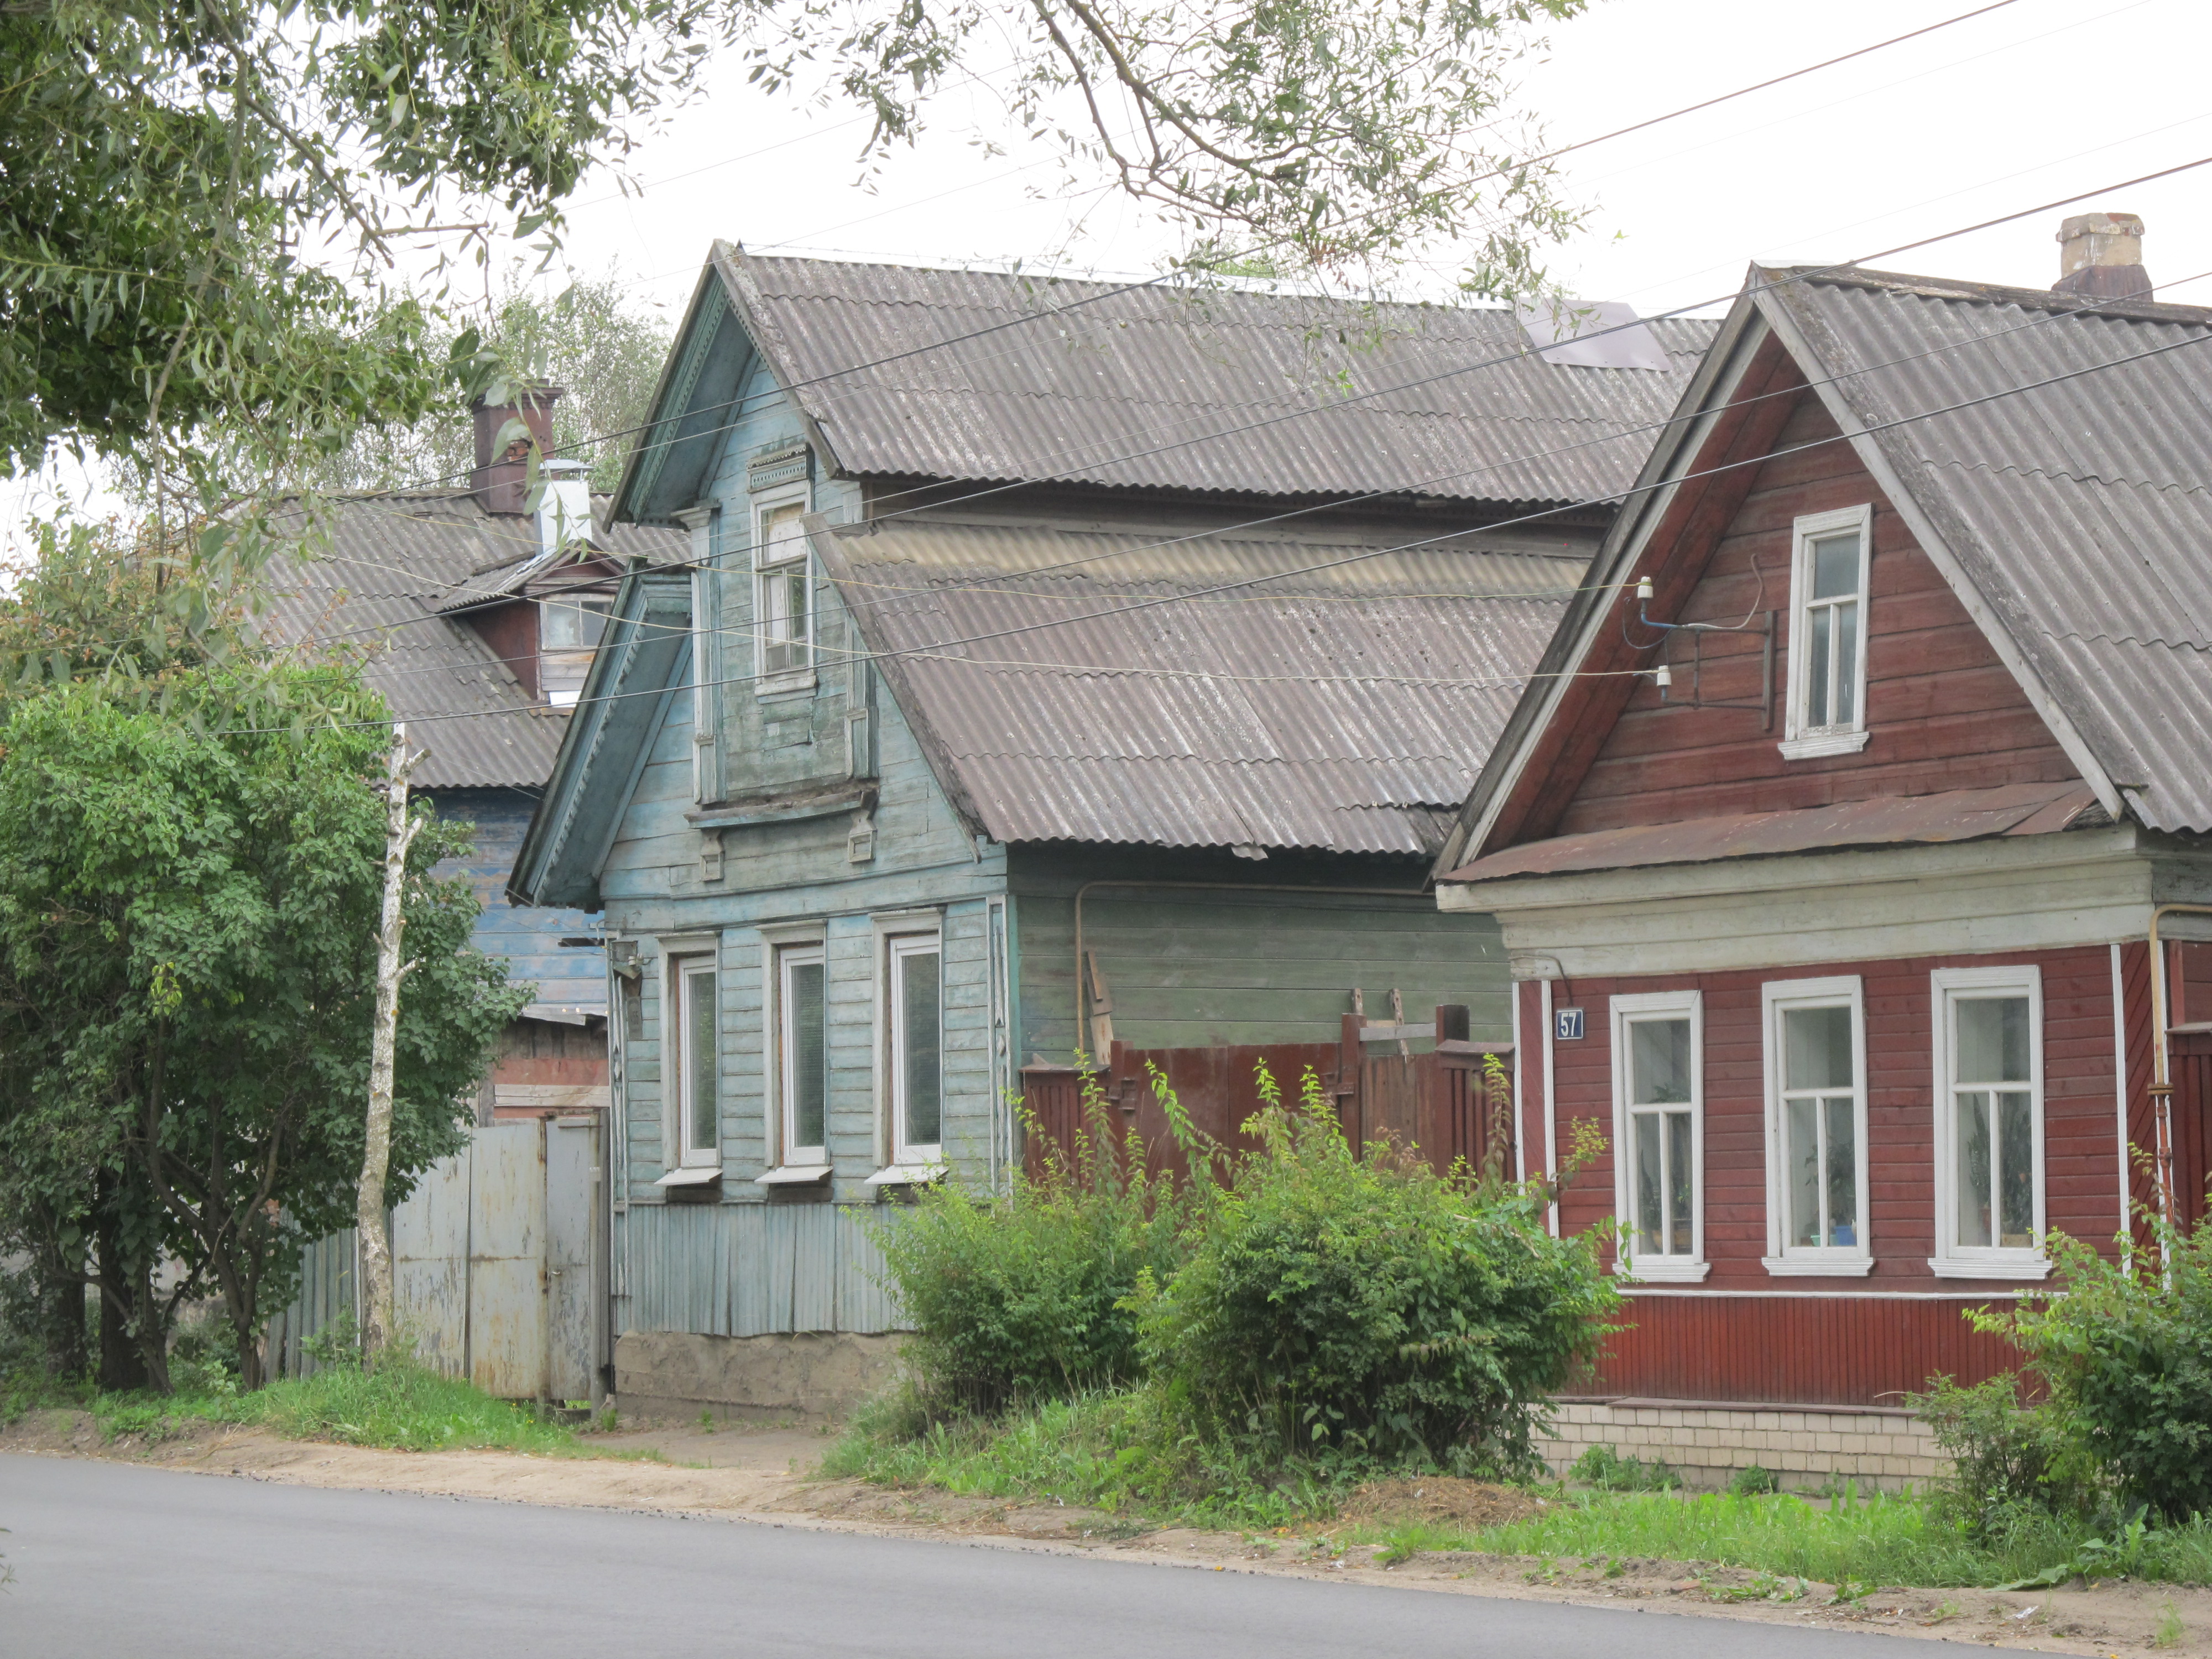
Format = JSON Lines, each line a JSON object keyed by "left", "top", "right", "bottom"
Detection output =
{"left": 765, "top": 938, "right": 831, "bottom": 1180}
{"left": 663, "top": 943, "right": 722, "bottom": 1172}
{"left": 1780, "top": 504, "right": 1873, "bottom": 760}
{"left": 868, "top": 914, "right": 946, "bottom": 1185}
{"left": 752, "top": 481, "right": 815, "bottom": 698}
{"left": 1609, "top": 990, "right": 1708, "bottom": 1283}
{"left": 1931, "top": 965, "right": 2051, "bottom": 1280}
{"left": 1761, "top": 974, "right": 1874, "bottom": 1275}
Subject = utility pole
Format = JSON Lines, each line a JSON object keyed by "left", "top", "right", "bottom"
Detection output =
{"left": 357, "top": 723, "right": 422, "bottom": 1366}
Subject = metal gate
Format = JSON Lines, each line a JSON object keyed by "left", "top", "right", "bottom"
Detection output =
{"left": 273, "top": 1114, "right": 604, "bottom": 1402}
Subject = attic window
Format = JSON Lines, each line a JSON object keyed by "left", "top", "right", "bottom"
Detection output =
{"left": 1780, "top": 505, "right": 1872, "bottom": 760}
{"left": 542, "top": 597, "right": 611, "bottom": 651}
{"left": 754, "top": 491, "right": 814, "bottom": 693}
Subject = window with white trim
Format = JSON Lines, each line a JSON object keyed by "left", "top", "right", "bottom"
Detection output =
{"left": 1932, "top": 966, "right": 2048, "bottom": 1278}
{"left": 776, "top": 943, "right": 828, "bottom": 1167}
{"left": 668, "top": 953, "right": 720, "bottom": 1168}
{"left": 754, "top": 491, "right": 812, "bottom": 689}
{"left": 888, "top": 933, "right": 943, "bottom": 1167}
{"left": 1782, "top": 505, "right": 1872, "bottom": 759}
{"left": 1761, "top": 976, "right": 1871, "bottom": 1274}
{"left": 1610, "top": 991, "right": 1707, "bottom": 1282}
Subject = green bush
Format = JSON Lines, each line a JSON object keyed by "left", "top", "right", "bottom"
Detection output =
{"left": 1133, "top": 1066, "right": 1618, "bottom": 1474}
{"left": 1572, "top": 1442, "right": 1681, "bottom": 1491}
{"left": 1980, "top": 1212, "right": 2212, "bottom": 1524}
{"left": 1908, "top": 1373, "right": 2098, "bottom": 1533}
{"left": 875, "top": 1084, "right": 1189, "bottom": 1418}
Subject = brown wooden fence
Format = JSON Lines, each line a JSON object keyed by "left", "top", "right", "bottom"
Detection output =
{"left": 1020, "top": 1005, "right": 1512, "bottom": 1187}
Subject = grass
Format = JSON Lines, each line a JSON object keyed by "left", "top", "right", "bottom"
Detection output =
{"left": 6, "top": 1361, "right": 653, "bottom": 1461}
{"left": 822, "top": 1387, "right": 2212, "bottom": 1591}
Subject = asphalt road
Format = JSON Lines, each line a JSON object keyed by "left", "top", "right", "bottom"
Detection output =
{"left": 2, "top": 1455, "right": 1944, "bottom": 1659}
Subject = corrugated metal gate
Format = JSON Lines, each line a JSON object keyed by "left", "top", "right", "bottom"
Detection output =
{"left": 271, "top": 1115, "right": 604, "bottom": 1402}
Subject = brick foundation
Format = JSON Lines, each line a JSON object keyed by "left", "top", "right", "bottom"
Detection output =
{"left": 1536, "top": 1399, "right": 1947, "bottom": 1493}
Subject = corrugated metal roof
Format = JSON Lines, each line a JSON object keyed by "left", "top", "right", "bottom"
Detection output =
{"left": 259, "top": 491, "right": 684, "bottom": 790}
{"left": 818, "top": 517, "right": 1579, "bottom": 854}
{"left": 1770, "top": 269, "right": 2212, "bottom": 832}
{"left": 723, "top": 251, "right": 1718, "bottom": 505}
{"left": 1445, "top": 781, "right": 2098, "bottom": 883}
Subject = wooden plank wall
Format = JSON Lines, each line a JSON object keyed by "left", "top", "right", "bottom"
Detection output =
{"left": 1555, "top": 394, "right": 2082, "bottom": 838}
{"left": 1592, "top": 1295, "right": 2020, "bottom": 1405}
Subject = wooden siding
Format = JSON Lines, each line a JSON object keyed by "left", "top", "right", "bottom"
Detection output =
{"left": 429, "top": 786, "right": 604, "bottom": 1013}
{"left": 1539, "top": 943, "right": 2125, "bottom": 1294}
{"left": 1557, "top": 394, "right": 2081, "bottom": 836}
{"left": 1592, "top": 1294, "right": 2020, "bottom": 1405}
{"left": 1009, "top": 847, "right": 1509, "bottom": 1060}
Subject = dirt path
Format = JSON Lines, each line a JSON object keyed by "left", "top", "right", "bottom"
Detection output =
{"left": 6, "top": 1408, "right": 2204, "bottom": 1656}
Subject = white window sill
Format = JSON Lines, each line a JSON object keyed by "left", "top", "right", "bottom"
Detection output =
{"left": 1614, "top": 1259, "right": 1712, "bottom": 1284}
{"left": 755, "top": 1164, "right": 833, "bottom": 1187}
{"left": 1927, "top": 1256, "right": 2051, "bottom": 1281}
{"left": 1778, "top": 729, "right": 1871, "bottom": 760}
{"left": 655, "top": 1165, "right": 723, "bottom": 1188}
{"left": 755, "top": 670, "right": 817, "bottom": 700}
{"left": 864, "top": 1161, "right": 946, "bottom": 1189}
{"left": 1761, "top": 1254, "right": 1876, "bottom": 1277}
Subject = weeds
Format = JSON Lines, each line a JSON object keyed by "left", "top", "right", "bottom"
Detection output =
{"left": 2156, "top": 1599, "right": 2185, "bottom": 1649}
{"left": 1571, "top": 1444, "right": 1679, "bottom": 1492}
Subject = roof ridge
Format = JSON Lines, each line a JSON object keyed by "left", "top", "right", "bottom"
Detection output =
{"left": 1786, "top": 264, "right": 2212, "bottom": 326}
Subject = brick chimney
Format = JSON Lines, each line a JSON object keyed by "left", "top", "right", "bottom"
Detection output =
{"left": 2054, "top": 212, "right": 2150, "bottom": 301}
{"left": 470, "top": 385, "right": 565, "bottom": 515}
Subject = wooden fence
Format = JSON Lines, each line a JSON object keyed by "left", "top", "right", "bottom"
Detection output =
{"left": 1020, "top": 1005, "right": 1512, "bottom": 1186}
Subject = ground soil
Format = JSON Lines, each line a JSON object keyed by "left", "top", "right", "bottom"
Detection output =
{"left": 6, "top": 1407, "right": 2207, "bottom": 1656}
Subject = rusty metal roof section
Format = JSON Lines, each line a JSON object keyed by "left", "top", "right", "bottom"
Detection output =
{"left": 1764, "top": 268, "right": 2212, "bottom": 834}
{"left": 259, "top": 491, "right": 684, "bottom": 790}
{"left": 815, "top": 515, "right": 1582, "bottom": 854}
{"left": 720, "top": 250, "right": 1718, "bottom": 506}
{"left": 1444, "top": 781, "right": 2101, "bottom": 885}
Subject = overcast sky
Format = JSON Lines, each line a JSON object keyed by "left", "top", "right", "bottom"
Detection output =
{"left": 10, "top": 0, "right": 2210, "bottom": 530}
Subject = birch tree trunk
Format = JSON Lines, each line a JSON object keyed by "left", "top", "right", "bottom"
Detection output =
{"left": 357, "top": 724, "right": 421, "bottom": 1368}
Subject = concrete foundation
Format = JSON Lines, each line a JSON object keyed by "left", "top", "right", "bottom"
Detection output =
{"left": 1536, "top": 1399, "right": 1946, "bottom": 1493}
{"left": 615, "top": 1329, "right": 905, "bottom": 1422}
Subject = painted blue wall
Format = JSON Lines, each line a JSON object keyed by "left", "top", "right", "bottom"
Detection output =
{"left": 428, "top": 787, "right": 605, "bottom": 1015}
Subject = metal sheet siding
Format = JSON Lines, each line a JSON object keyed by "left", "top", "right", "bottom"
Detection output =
{"left": 831, "top": 519, "right": 1573, "bottom": 852}
{"left": 1770, "top": 271, "right": 2212, "bottom": 832}
{"left": 729, "top": 253, "right": 1715, "bottom": 506}
{"left": 622, "top": 1204, "right": 903, "bottom": 1335}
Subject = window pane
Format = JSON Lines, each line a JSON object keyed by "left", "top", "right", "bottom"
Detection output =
{"left": 1806, "top": 604, "right": 1833, "bottom": 727}
{"left": 1957, "top": 1089, "right": 1992, "bottom": 1248}
{"left": 1667, "top": 1109, "right": 1694, "bottom": 1257}
{"left": 1634, "top": 1113, "right": 1662, "bottom": 1255}
{"left": 759, "top": 501, "right": 806, "bottom": 562}
{"left": 1957, "top": 997, "right": 2031, "bottom": 1084}
{"left": 1788, "top": 1095, "right": 1820, "bottom": 1248}
{"left": 1785, "top": 1005, "right": 1854, "bottom": 1089}
{"left": 686, "top": 967, "right": 717, "bottom": 1154}
{"left": 788, "top": 959, "right": 826, "bottom": 1151}
{"left": 1833, "top": 600, "right": 1859, "bottom": 726}
{"left": 1999, "top": 1091, "right": 2034, "bottom": 1246}
{"left": 1812, "top": 532, "right": 1861, "bottom": 599}
{"left": 899, "top": 948, "right": 942, "bottom": 1149}
{"left": 1823, "top": 1095, "right": 1857, "bottom": 1248}
{"left": 1630, "top": 1018, "right": 1692, "bottom": 1105}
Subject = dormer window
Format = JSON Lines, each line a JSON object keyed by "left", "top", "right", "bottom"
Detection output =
{"left": 1781, "top": 505, "right": 1872, "bottom": 759}
{"left": 755, "top": 493, "right": 813, "bottom": 692}
{"left": 539, "top": 596, "right": 612, "bottom": 708}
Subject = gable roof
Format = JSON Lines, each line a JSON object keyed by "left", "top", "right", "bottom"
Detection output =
{"left": 1437, "top": 264, "right": 2212, "bottom": 877}
{"left": 813, "top": 514, "right": 1582, "bottom": 855}
{"left": 617, "top": 246, "right": 1718, "bottom": 520}
{"left": 260, "top": 491, "right": 684, "bottom": 790}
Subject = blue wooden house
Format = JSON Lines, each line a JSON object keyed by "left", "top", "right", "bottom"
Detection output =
{"left": 508, "top": 249, "right": 1715, "bottom": 1417}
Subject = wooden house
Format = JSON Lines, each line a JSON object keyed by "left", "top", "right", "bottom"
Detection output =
{"left": 263, "top": 390, "right": 683, "bottom": 1119}
{"left": 506, "top": 247, "right": 1716, "bottom": 1419}
{"left": 1433, "top": 221, "right": 2212, "bottom": 1488}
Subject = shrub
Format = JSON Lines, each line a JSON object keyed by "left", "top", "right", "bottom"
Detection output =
{"left": 1134, "top": 1065, "right": 1618, "bottom": 1474}
{"left": 875, "top": 1082, "right": 1189, "bottom": 1418}
{"left": 1977, "top": 1211, "right": 2212, "bottom": 1524}
{"left": 1908, "top": 1373, "right": 2097, "bottom": 1533}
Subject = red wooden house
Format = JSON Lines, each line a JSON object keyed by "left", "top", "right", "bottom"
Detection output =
{"left": 1433, "top": 222, "right": 2212, "bottom": 1486}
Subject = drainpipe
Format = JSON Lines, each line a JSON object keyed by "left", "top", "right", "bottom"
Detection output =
{"left": 1070, "top": 878, "right": 1429, "bottom": 1064}
{"left": 2145, "top": 904, "right": 2212, "bottom": 1263}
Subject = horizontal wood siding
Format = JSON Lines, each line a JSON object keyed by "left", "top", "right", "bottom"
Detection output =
{"left": 1594, "top": 1295, "right": 2019, "bottom": 1405}
{"left": 1548, "top": 943, "right": 2124, "bottom": 1297}
{"left": 429, "top": 786, "right": 605, "bottom": 1013}
{"left": 1557, "top": 394, "right": 2081, "bottom": 837}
